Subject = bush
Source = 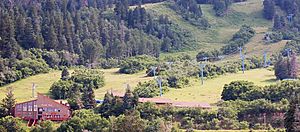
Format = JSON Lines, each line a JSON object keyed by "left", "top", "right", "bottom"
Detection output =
{"left": 0, "top": 57, "right": 50, "bottom": 86}
{"left": 119, "top": 55, "right": 158, "bottom": 74}
{"left": 221, "top": 25, "right": 255, "bottom": 55}
{"left": 221, "top": 81, "right": 260, "bottom": 101}
{"left": 99, "top": 58, "right": 120, "bottom": 69}
{"left": 264, "top": 32, "right": 283, "bottom": 43}
{"left": 134, "top": 80, "right": 169, "bottom": 98}
{"left": 71, "top": 69, "right": 105, "bottom": 89}
{"left": 49, "top": 80, "right": 75, "bottom": 99}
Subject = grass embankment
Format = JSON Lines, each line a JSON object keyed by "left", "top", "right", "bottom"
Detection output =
{"left": 0, "top": 70, "right": 62, "bottom": 102}
{"left": 164, "top": 68, "right": 277, "bottom": 104}
{"left": 145, "top": 0, "right": 271, "bottom": 51}
{"left": 0, "top": 69, "right": 152, "bottom": 102}
{"left": 0, "top": 68, "right": 277, "bottom": 104}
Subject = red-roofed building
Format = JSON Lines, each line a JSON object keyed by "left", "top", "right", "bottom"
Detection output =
{"left": 172, "top": 102, "right": 211, "bottom": 109}
{"left": 139, "top": 97, "right": 173, "bottom": 106}
{"left": 14, "top": 93, "right": 71, "bottom": 126}
{"left": 110, "top": 91, "right": 211, "bottom": 109}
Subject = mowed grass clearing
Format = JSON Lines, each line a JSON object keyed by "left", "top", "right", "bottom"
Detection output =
{"left": 145, "top": 0, "right": 274, "bottom": 60}
{"left": 94, "top": 68, "right": 153, "bottom": 100}
{"left": 163, "top": 68, "right": 278, "bottom": 104}
{"left": 0, "top": 68, "right": 277, "bottom": 105}
{"left": 0, "top": 69, "right": 152, "bottom": 102}
{"left": 0, "top": 70, "right": 63, "bottom": 102}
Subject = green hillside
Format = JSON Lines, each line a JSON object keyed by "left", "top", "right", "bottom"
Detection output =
{"left": 164, "top": 68, "right": 277, "bottom": 104}
{"left": 0, "top": 69, "right": 152, "bottom": 102}
{"left": 145, "top": 0, "right": 272, "bottom": 52}
{"left": 0, "top": 0, "right": 283, "bottom": 104}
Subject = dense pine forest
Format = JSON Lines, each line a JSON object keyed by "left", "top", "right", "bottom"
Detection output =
{"left": 0, "top": 0, "right": 208, "bottom": 86}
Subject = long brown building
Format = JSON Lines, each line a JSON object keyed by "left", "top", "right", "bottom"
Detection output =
{"left": 14, "top": 93, "right": 70, "bottom": 126}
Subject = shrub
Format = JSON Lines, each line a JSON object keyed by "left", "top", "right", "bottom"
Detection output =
{"left": 71, "top": 69, "right": 105, "bottom": 89}
{"left": 221, "top": 81, "right": 259, "bottom": 101}
{"left": 134, "top": 80, "right": 169, "bottom": 98}
{"left": 119, "top": 55, "right": 158, "bottom": 74}
{"left": 221, "top": 25, "right": 255, "bottom": 55}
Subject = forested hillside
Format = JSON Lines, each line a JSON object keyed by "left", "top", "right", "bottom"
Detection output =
{"left": 0, "top": 0, "right": 208, "bottom": 86}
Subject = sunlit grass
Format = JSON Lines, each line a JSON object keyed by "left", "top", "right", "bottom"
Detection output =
{"left": 163, "top": 68, "right": 278, "bottom": 104}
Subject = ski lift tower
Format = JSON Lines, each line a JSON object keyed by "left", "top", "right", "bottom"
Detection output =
{"left": 199, "top": 57, "right": 209, "bottom": 85}
{"left": 146, "top": 66, "right": 158, "bottom": 77}
{"left": 166, "top": 62, "right": 174, "bottom": 70}
{"left": 287, "top": 14, "right": 294, "bottom": 23}
{"left": 238, "top": 47, "right": 245, "bottom": 74}
{"left": 32, "top": 83, "right": 36, "bottom": 98}
{"left": 263, "top": 50, "right": 269, "bottom": 67}
{"left": 285, "top": 48, "right": 292, "bottom": 58}
{"left": 155, "top": 76, "right": 163, "bottom": 97}
{"left": 199, "top": 63, "right": 206, "bottom": 85}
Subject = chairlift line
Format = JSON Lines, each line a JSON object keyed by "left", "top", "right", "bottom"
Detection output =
{"left": 155, "top": 76, "right": 163, "bottom": 97}
{"left": 199, "top": 63, "right": 206, "bottom": 85}
{"left": 238, "top": 47, "right": 245, "bottom": 74}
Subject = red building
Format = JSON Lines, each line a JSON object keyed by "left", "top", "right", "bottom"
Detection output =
{"left": 14, "top": 93, "right": 70, "bottom": 126}
{"left": 111, "top": 91, "right": 212, "bottom": 109}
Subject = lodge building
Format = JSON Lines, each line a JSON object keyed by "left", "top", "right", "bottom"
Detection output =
{"left": 14, "top": 93, "right": 71, "bottom": 126}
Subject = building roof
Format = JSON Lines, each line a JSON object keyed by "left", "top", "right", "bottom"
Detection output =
{"left": 16, "top": 93, "right": 69, "bottom": 109}
{"left": 139, "top": 97, "right": 173, "bottom": 104}
{"left": 109, "top": 91, "right": 211, "bottom": 109}
{"left": 37, "top": 93, "right": 69, "bottom": 109}
{"left": 172, "top": 102, "right": 211, "bottom": 109}
{"left": 111, "top": 92, "right": 125, "bottom": 98}
{"left": 16, "top": 99, "right": 37, "bottom": 105}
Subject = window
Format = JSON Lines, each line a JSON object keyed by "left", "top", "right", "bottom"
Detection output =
{"left": 23, "top": 105, "right": 27, "bottom": 111}
{"left": 28, "top": 105, "right": 32, "bottom": 111}
{"left": 47, "top": 108, "right": 51, "bottom": 112}
{"left": 16, "top": 105, "right": 22, "bottom": 111}
{"left": 34, "top": 105, "right": 37, "bottom": 111}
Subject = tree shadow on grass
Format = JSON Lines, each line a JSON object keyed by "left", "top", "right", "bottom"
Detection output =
{"left": 261, "top": 78, "right": 277, "bottom": 84}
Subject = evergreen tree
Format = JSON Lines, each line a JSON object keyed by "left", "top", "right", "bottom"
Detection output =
{"left": 0, "top": 12, "right": 21, "bottom": 59}
{"left": 275, "top": 54, "right": 298, "bottom": 80}
{"left": 289, "top": 53, "right": 298, "bottom": 79}
{"left": 161, "top": 37, "right": 171, "bottom": 52}
{"left": 81, "top": 83, "right": 96, "bottom": 109}
{"left": 284, "top": 94, "right": 299, "bottom": 132}
{"left": 122, "top": 87, "right": 138, "bottom": 111}
{"left": 45, "top": 25, "right": 58, "bottom": 50}
{"left": 263, "top": 0, "right": 275, "bottom": 20}
{"left": 275, "top": 56, "right": 289, "bottom": 80}
{"left": 98, "top": 92, "right": 114, "bottom": 118}
{"left": 1, "top": 87, "right": 16, "bottom": 116}
{"left": 61, "top": 67, "right": 70, "bottom": 80}
{"left": 273, "top": 14, "right": 283, "bottom": 30}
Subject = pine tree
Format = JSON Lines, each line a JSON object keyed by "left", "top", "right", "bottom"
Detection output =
{"left": 275, "top": 56, "right": 289, "bottom": 80}
{"left": 289, "top": 53, "right": 298, "bottom": 79}
{"left": 61, "top": 67, "right": 70, "bottom": 80}
{"left": 122, "top": 87, "right": 138, "bottom": 111}
{"left": 263, "top": 0, "right": 275, "bottom": 20}
{"left": 1, "top": 87, "right": 16, "bottom": 116}
{"left": 285, "top": 94, "right": 298, "bottom": 132}
{"left": 22, "top": 18, "right": 36, "bottom": 49}
{"left": 45, "top": 24, "right": 58, "bottom": 50}
{"left": 81, "top": 83, "right": 96, "bottom": 109}
{"left": 161, "top": 37, "right": 172, "bottom": 52}
{"left": 0, "top": 12, "right": 22, "bottom": 59}
{"left": 273, "top": 14, "right": 283, "bottom": 30}
{"left": 98, "top": 92, "right": 114, "bottom": 118}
